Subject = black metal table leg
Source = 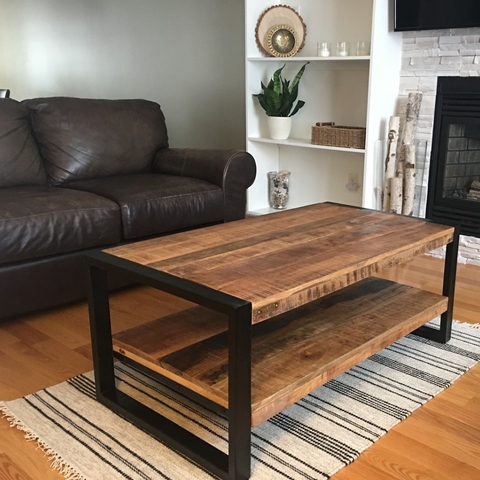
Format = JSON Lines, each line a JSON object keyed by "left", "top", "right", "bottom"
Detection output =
{"left": 84, "top": 251, "right": 253, "bottom": 480}
{"left": 413, "top": 225, "right": 460, "bottom": 343}
{"left": 86, "top": 264, "right": 116, "bottom": 397}
{"left": 228, "top": 304, "right": 252, "bottom": 480}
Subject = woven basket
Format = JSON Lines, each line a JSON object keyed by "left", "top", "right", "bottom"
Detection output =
{"left": 311, "top": 122, "right": 366, "bottom": 149}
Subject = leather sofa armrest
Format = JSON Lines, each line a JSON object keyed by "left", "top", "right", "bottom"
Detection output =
{"left": 153, "top": 148, "right": 256, "bottom": 221}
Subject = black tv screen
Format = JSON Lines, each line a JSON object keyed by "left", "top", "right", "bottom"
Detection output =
{"left": 394, "top": 0, "right": 480, "bottom": 31}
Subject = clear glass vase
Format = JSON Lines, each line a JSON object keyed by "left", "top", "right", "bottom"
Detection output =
{"left": 268, "top": 170, "right": 291, "bottom": 209}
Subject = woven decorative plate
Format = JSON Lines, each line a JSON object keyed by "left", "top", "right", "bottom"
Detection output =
{"left": 266, "top": 24, "right": 299, "bottom": 57}
{"left": 255, "top": 5, "right": 306, "bottom": 57}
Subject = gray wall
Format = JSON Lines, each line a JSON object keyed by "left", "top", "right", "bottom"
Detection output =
{"left": 0, "top": 0, "right": 246, "bottom": 149}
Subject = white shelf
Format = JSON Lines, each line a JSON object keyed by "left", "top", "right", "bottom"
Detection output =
{"left": 248, "top": 136, "right": 365, "bottom": 153}
{"left": 247, "top": 56, "right": 370, "bottom": 62}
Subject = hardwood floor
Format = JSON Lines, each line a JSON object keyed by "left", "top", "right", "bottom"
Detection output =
{"left": 0, "top": 255, "right": 479, "bottom": 480}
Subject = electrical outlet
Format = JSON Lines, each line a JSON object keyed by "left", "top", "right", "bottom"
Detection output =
{"left": 348, "top": 173, "right": 359, "bottom": 184}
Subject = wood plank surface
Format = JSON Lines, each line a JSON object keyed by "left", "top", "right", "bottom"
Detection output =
{"left": 0, "top": 453, "right": 36, "bottom": 480}
{"left": 113, "top": 306, "right": 228, "bottom": 363}
{"left": 112, "top": 277, "right": 447, "bottom": 426}
{"left": 105, "top": 203, "right": 454, "bottom": 323}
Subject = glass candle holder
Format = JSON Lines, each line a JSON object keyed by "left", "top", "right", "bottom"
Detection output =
{"left": 268, "top": 170, "right": 291, "bottom": 209}
{"left": 317, "top": 42, "right": 331, "bottom": 57}
{"left": 356, "top": 41, "right": 371, "bottom": 56}
{"left": 335, "top": 41, "right": 350, "bottom": 57}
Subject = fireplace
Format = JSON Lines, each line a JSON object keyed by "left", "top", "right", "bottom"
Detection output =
{"left": 426, "top": 77, "right": 480, "bottom": 237}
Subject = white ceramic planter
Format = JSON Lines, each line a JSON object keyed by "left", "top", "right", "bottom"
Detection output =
{"left": 267, "top": 116, "right": 292, "bottom": 140}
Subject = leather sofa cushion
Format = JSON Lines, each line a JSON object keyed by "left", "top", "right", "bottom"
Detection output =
{"left": 0, "top": 99, "right": 48, "bottom": 187}
{"left": 0, "top": 186, "right": 121, "bottom": 264}
{"left": 23, "top": 97, "right": 169, "bottom": 186}
{"left": 64, "top": 174, "right": 224, "bottom": 239}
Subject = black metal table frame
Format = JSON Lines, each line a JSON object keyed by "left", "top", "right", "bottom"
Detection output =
{"left": 84, "top": 222, "right": 459, "bottom": 480}
{"left": 85, "top": 250, "right": 252, "bottom": 480}
{"left": 413, "top": 223, "right": 459, "bottom": 343}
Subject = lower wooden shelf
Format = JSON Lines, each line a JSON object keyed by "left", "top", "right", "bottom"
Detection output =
{"left": 112, "top": 276, "right": 447, "bottom": 427}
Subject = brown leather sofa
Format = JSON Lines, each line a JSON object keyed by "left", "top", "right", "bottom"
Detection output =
{"left": 0, "top": 97, "right": 256, "bottom": 320}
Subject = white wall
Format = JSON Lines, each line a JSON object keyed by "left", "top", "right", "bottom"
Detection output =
{"left": 0, "top": 0, "right": 246, "bottom": 149}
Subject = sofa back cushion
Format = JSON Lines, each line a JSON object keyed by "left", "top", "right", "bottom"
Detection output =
{"left": 23, "top": 97, "right": 169, "bottom": 185}
{"left": 0, "top": 98, "right": 48, "bottom": 187}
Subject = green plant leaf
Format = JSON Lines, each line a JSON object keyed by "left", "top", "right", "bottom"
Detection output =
{"left": 263, "top": 88, "right": 281, "bottom": 116}
{"left": 253, "top": 62, "right": 308, "bottom": 117}
{"left": 289, "top": 62, "right": 309, "bottom": 93}
{"left": 289, "top": 100, "right": 305, "bottom": 117}
{"left": 252, "top": 93, "right": 268, "bottom": 112}
{"left": 290, "top": 83, "right": 299, "bottom": 103}
{"left": 272, "top": 65, "right": 286, "bottom": 94}
{"left": 277, "top": 90, "right": 292, "bottom": 117}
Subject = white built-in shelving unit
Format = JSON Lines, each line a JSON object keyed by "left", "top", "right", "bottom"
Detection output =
{"left": 246, "top": 0, "right": 403, "bottom": 213}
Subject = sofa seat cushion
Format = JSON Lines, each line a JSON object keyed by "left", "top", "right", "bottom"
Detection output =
{"left": 0, "top": 186, "right": 121, "bottom": 264}
{"left": 64, "top": 174, "right": 224, "bottom": 239}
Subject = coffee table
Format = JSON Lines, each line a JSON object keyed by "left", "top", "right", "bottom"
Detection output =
{"left": 85, "top": 203, "right": 459, "bottom": 480}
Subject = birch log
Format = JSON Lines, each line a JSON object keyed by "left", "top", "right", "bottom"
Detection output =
{"left": 467, "top": 180, "right": 480, "bottom": 200}
{"left": 397, "top": 93, "right": 422, "bottom": 178}
{"left": 382, "top": 116, "right": 400, "bottom": 212}
{"left": 396, "top": 145, "right": 405, "bottom": 180}
{"left": 399, "top": 92, "right": 422, "bottom": 214}
{"left": 402, "top": 92, "right": 423, "bottom": 146}
{"left": 390, "top": 177, "right": 403, "bottom": 214}
{"left": 402, "top": 144, "right": 416, "bottom": 216}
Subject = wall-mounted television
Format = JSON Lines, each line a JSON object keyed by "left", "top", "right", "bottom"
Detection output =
{"left": 394, "top": 0, "right": 480, "bottom": 32}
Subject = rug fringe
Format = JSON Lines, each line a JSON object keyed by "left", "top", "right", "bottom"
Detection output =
{"left": 453, "top": 319, "right": 480, "bottom": 329}
{"left": 0, "top": 402, "right": 87, "bottom": 480}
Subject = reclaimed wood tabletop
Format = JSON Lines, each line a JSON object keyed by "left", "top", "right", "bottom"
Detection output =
{"left": 109, "top": 204, "right": 454, "bottom": 425}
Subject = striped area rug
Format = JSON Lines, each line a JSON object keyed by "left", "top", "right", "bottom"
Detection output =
{"left": 1, "top": 319, "right": 480, "bottom": 480}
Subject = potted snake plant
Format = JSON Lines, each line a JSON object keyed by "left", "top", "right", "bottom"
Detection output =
{"left": 253, "top": 62, "right": 309, "bottom": 140}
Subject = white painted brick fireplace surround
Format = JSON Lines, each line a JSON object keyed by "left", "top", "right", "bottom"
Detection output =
{"left": 398, "top": 27, "right": 480, "bottom": 265}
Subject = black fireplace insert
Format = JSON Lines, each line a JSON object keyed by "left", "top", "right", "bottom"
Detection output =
{"left": 426, "top": 77, "right": 480, "bottom": 237}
